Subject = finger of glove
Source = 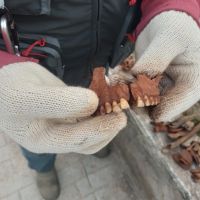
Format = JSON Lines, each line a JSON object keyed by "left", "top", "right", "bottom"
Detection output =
{"left": 58, "top": 112, "right": 127, "bottom": 146}
{"left": 0, "top": 83, "right": 98, "bottom": 119}
{"left": 132, "top": 11, "right": 195, "bottom": 77}
{"left": 151, "top": 64, "right": 200, "bottom": 122}
{"left": 27, "top": 112, "right": 127, "bottom": 154}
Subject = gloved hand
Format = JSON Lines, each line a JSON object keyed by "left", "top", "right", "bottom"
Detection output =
{"left": 0, "top": 62, "right": 127, "bottom": 154}
{"left": 111, "top": 11, "right": 200, "bottom": 122}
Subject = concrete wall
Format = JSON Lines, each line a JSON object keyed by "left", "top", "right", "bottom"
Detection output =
{"left": 114, "top": 109, "right": 200, "bottom": 200}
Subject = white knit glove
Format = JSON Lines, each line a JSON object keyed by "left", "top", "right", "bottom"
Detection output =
{"left": 0, "top": 62, "right": 127, "bottom": 154}
{"left": 112, "top": 11, "right": 200, "bottom": 122}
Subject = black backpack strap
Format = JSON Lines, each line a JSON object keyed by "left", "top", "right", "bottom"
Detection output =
{"left": 109, "top": 0, "right": 142, "bottom": 68}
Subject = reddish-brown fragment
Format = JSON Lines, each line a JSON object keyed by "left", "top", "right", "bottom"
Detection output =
{"left": 187, "top": 141, "right": 200, "bottom": 164}
{"left": 153, "top": 122, "right": 168, "bottom": 133}
{"left": 89, "top": 67, "right": 130, "bottom": 115}
{"left": 172, "top": 150, "right": 193, "bottom": 170}
{"left": 191, "top": 168, "right": 200, "bottom": 183}
{"left": 182, "top": 121, "right": 195, "bottom": 131}
{"left": 120, "top": 54, "right": 135, "bottom": 71}
{"left": 167, "top": 131, "right": 188, "bottom": 140}
{"left": 168, "top": 126, "right": 184, "bottom": 133}
{"left": 191, "top": 168, "right": 200, "bottom": 174}
{"left": 162, "top": 123, "right": 200, "bottom": 153}
{"left": 89, "top": 67, "right": 110, "bottom": 114}
{"left": 110, "top": 84, "right": 130, "bottom": 103}
{"left": 130, "top": 74, "right": 162, "bottom": 107}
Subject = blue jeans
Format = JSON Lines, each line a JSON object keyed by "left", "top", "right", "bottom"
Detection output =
{"left": 21, "top": 147, "right": 56, "bottom": 172}
{"left": 21, "top": 145, "right": 110, "bottom": 172}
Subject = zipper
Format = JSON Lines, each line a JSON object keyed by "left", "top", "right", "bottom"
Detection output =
{"left": 97, "top": 0, "right": 100, "bottom": 20}
{"left": 94, "top": 0, "right": 100, "bottom": 55}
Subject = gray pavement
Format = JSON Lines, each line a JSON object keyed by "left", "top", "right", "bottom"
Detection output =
{"left": 0, "top": 132, "right": 135, "bottom": 200}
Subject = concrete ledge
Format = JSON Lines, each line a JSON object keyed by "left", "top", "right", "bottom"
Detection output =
{"left": 114, "top": 109, "right": 200, "bottom": 200}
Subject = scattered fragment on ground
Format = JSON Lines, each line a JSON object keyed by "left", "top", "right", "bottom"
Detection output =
{"left": 153, "top": 102, "right": 200, "bottom": 183}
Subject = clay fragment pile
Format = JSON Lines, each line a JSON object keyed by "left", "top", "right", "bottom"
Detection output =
{"left": 153, "top": 105, "right": 200, "bottom": 183}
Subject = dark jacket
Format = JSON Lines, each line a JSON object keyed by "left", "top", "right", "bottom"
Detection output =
{"left": 5, "top": 0, "right": 131, "bottom": 86}
{"left": 4, "top": 0, "right": 200, "bottom": 87}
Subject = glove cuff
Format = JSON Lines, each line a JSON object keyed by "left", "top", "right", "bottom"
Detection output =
{"left": 135, "top": 0, "right": 200, "bottom": 38}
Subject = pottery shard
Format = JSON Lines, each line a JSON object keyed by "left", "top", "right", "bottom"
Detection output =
{"left": 130, "top": 74, "right": 162, "bottom": 107}
{"left": 89, "top": 67, "right": 130, "bottom": 115}
{"left": 172, "top": 150, "right": 193, "bottom": 170}
{"left": 89, "top": 67, "right": 110, "bottom": 106}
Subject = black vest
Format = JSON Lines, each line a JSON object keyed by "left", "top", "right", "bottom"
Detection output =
{"left": 5, "top": 0, "right": 135, "bottom": 87}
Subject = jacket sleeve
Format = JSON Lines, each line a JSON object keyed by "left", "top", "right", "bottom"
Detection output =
{"left": 135, "top": 0, "right": 200, "bottom": 37}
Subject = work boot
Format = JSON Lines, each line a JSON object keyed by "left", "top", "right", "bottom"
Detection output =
{"left": 93, "top": 145, "right": 111, "bottom": 158}
{"left": 36, "top": 168, "right": 60, "bottom": 200}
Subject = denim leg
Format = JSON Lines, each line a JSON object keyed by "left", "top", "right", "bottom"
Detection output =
{"left": 21, "top": 147, "right": 56, "bottom": 172}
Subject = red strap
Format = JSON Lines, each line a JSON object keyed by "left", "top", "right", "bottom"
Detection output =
{"left": 21, "top": 39, "right": 46, "bottom": 57}
{"left": 127, "top": 33, "right": 136, "bottom": 43}
{"left": 129, "top": 0, "right": 136, "bottom": 6}
{"left": 28, "top": 52, "right": 48, "bottom": 58}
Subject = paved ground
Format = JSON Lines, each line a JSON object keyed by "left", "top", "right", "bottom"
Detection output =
{"left": 0, "top": 132, "right": 136, "bottom": 200}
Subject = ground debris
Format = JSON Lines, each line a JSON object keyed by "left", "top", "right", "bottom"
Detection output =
{"left": 191, "top": 168, "right": 200, "bottom": 183}
{"left": 172, "top": 149, "right": 193, "bottom": 170}
{"left": 152, "top": 102, "right": 200, "bottom": 183}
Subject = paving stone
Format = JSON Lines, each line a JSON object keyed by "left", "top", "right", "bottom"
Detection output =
{"left": 55, "top": 153, "right": 82, "bottom": 171}
{"left": 0, "top": 160, "right": 14, "bottom": 183}
{"left": 88, "top": 164, "right": 123, "bottom": 190}
{"left": 8, "top": 143, "right": 23, "bottom": 158}
{"left": 0, "top": 143, "right": 35, "bottom": 198}
{"left": 63, "top": 153, "right": 82, "bottom": 163}
{"left": 55, "top": 155, "right": 70, "bottom": 171}
{"left": 10, "top": 150, "right": 32, "bottom": 175}
{"left": 0, "top": 169, "right": 35, "bottom": 198}
{"left": 76, "top": 177, "right": 93, "bottom": 197}
{"left": 0, "top": 179, "right": 20, "bottom": 198}
{"left": 95, "top": 177, "right": 135, "bottom": 200}
{"left": 0, "top": 133, "right": 7, "bottom": 147}
{"left": 0, "top": 159, "right": 22, "bottom": 198}
{"left": 58, "top": 159, "right": 86, "bottom": 187}
{"left": 83, "top": 194, "right": 97, "bottom": 200}
{"left": 59, "top": 185, "right": 81, "bottom": 200}
{"left": 2, "top": 193, "right": 21, "bottom": 200}
{"left": 19, "top": 184, "right": 43, "bottom": 200}
{"left": 0, "top": 145, "right": 13, "bottom": 162}
{"left": 1, "top": 133, "right": 13, "bottom": 144}
{"left": 95, "top": 179, "right": 134, "bottom": 200}
{"left": 0, "top": 135, "right": 137, "bottom": 200}
{"left": 81, "top": 152, "right": 116, "bottom": 175}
